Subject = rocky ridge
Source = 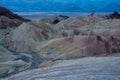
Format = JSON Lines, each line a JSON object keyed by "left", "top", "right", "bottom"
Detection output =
{"left": 0, "top": 6, "right": 30, "bottom": 29}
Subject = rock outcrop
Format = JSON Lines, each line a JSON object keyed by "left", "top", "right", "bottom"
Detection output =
{"left": 0, "top": 46, "right": 31, "bottom": 78}
{"left": 55, "top": 14, "right": 105, "bottom": 32}
{"left": 0, "top": 6, "right": 30, "bottom": 29}
{"left": 8, "top": 21, "right": 57, "bottom": 52}
{"left": 35, "top": 35, "right": 107, "bottom": 60}
{"left": 0, "top": 6, "right": 30, "bottom": 22}
{"left": 0, "top": 16, "right": 23, "bottom": 29}
{"left": 40, "top": 15, "right": 69, "bottom": 24}
{"left": 106, "top": 11, "right": 120, "bottom": 19}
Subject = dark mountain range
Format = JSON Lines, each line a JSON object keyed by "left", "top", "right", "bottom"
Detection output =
{"left": 0, "top": 6, "right": 30, "bottom": 28}
{"left": 0, "top": 6, "right": 30, "bottom": 21}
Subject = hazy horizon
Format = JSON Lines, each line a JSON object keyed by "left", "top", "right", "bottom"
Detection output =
{"left": 17, "top": 12, "right": 116, "bottom": 20}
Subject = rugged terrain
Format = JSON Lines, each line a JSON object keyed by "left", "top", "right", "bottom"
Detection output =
{"left": 0, "top": 7, "right": 120, "bottom": 80}
{"left": 0, "top": 6, "right": 30, "bottom": 28}
{"left": 5, "top": 57, "right": 120, "bottom": 80}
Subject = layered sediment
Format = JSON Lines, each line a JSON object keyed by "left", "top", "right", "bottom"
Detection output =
{"left": 0, "top": 7, "right": 120, "bottom": 80}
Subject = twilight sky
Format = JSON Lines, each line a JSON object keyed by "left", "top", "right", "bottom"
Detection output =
{"left": 0, "top": 0, "right": 120, "bottom": 12}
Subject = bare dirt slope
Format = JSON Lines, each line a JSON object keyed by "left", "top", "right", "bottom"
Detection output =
{"left": 6, "top": 57, "right": 120, "bottom": 80}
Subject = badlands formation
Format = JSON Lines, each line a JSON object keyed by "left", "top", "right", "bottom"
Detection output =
{"left": 0, "top": 7, "right": 120, "bottom": 80}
